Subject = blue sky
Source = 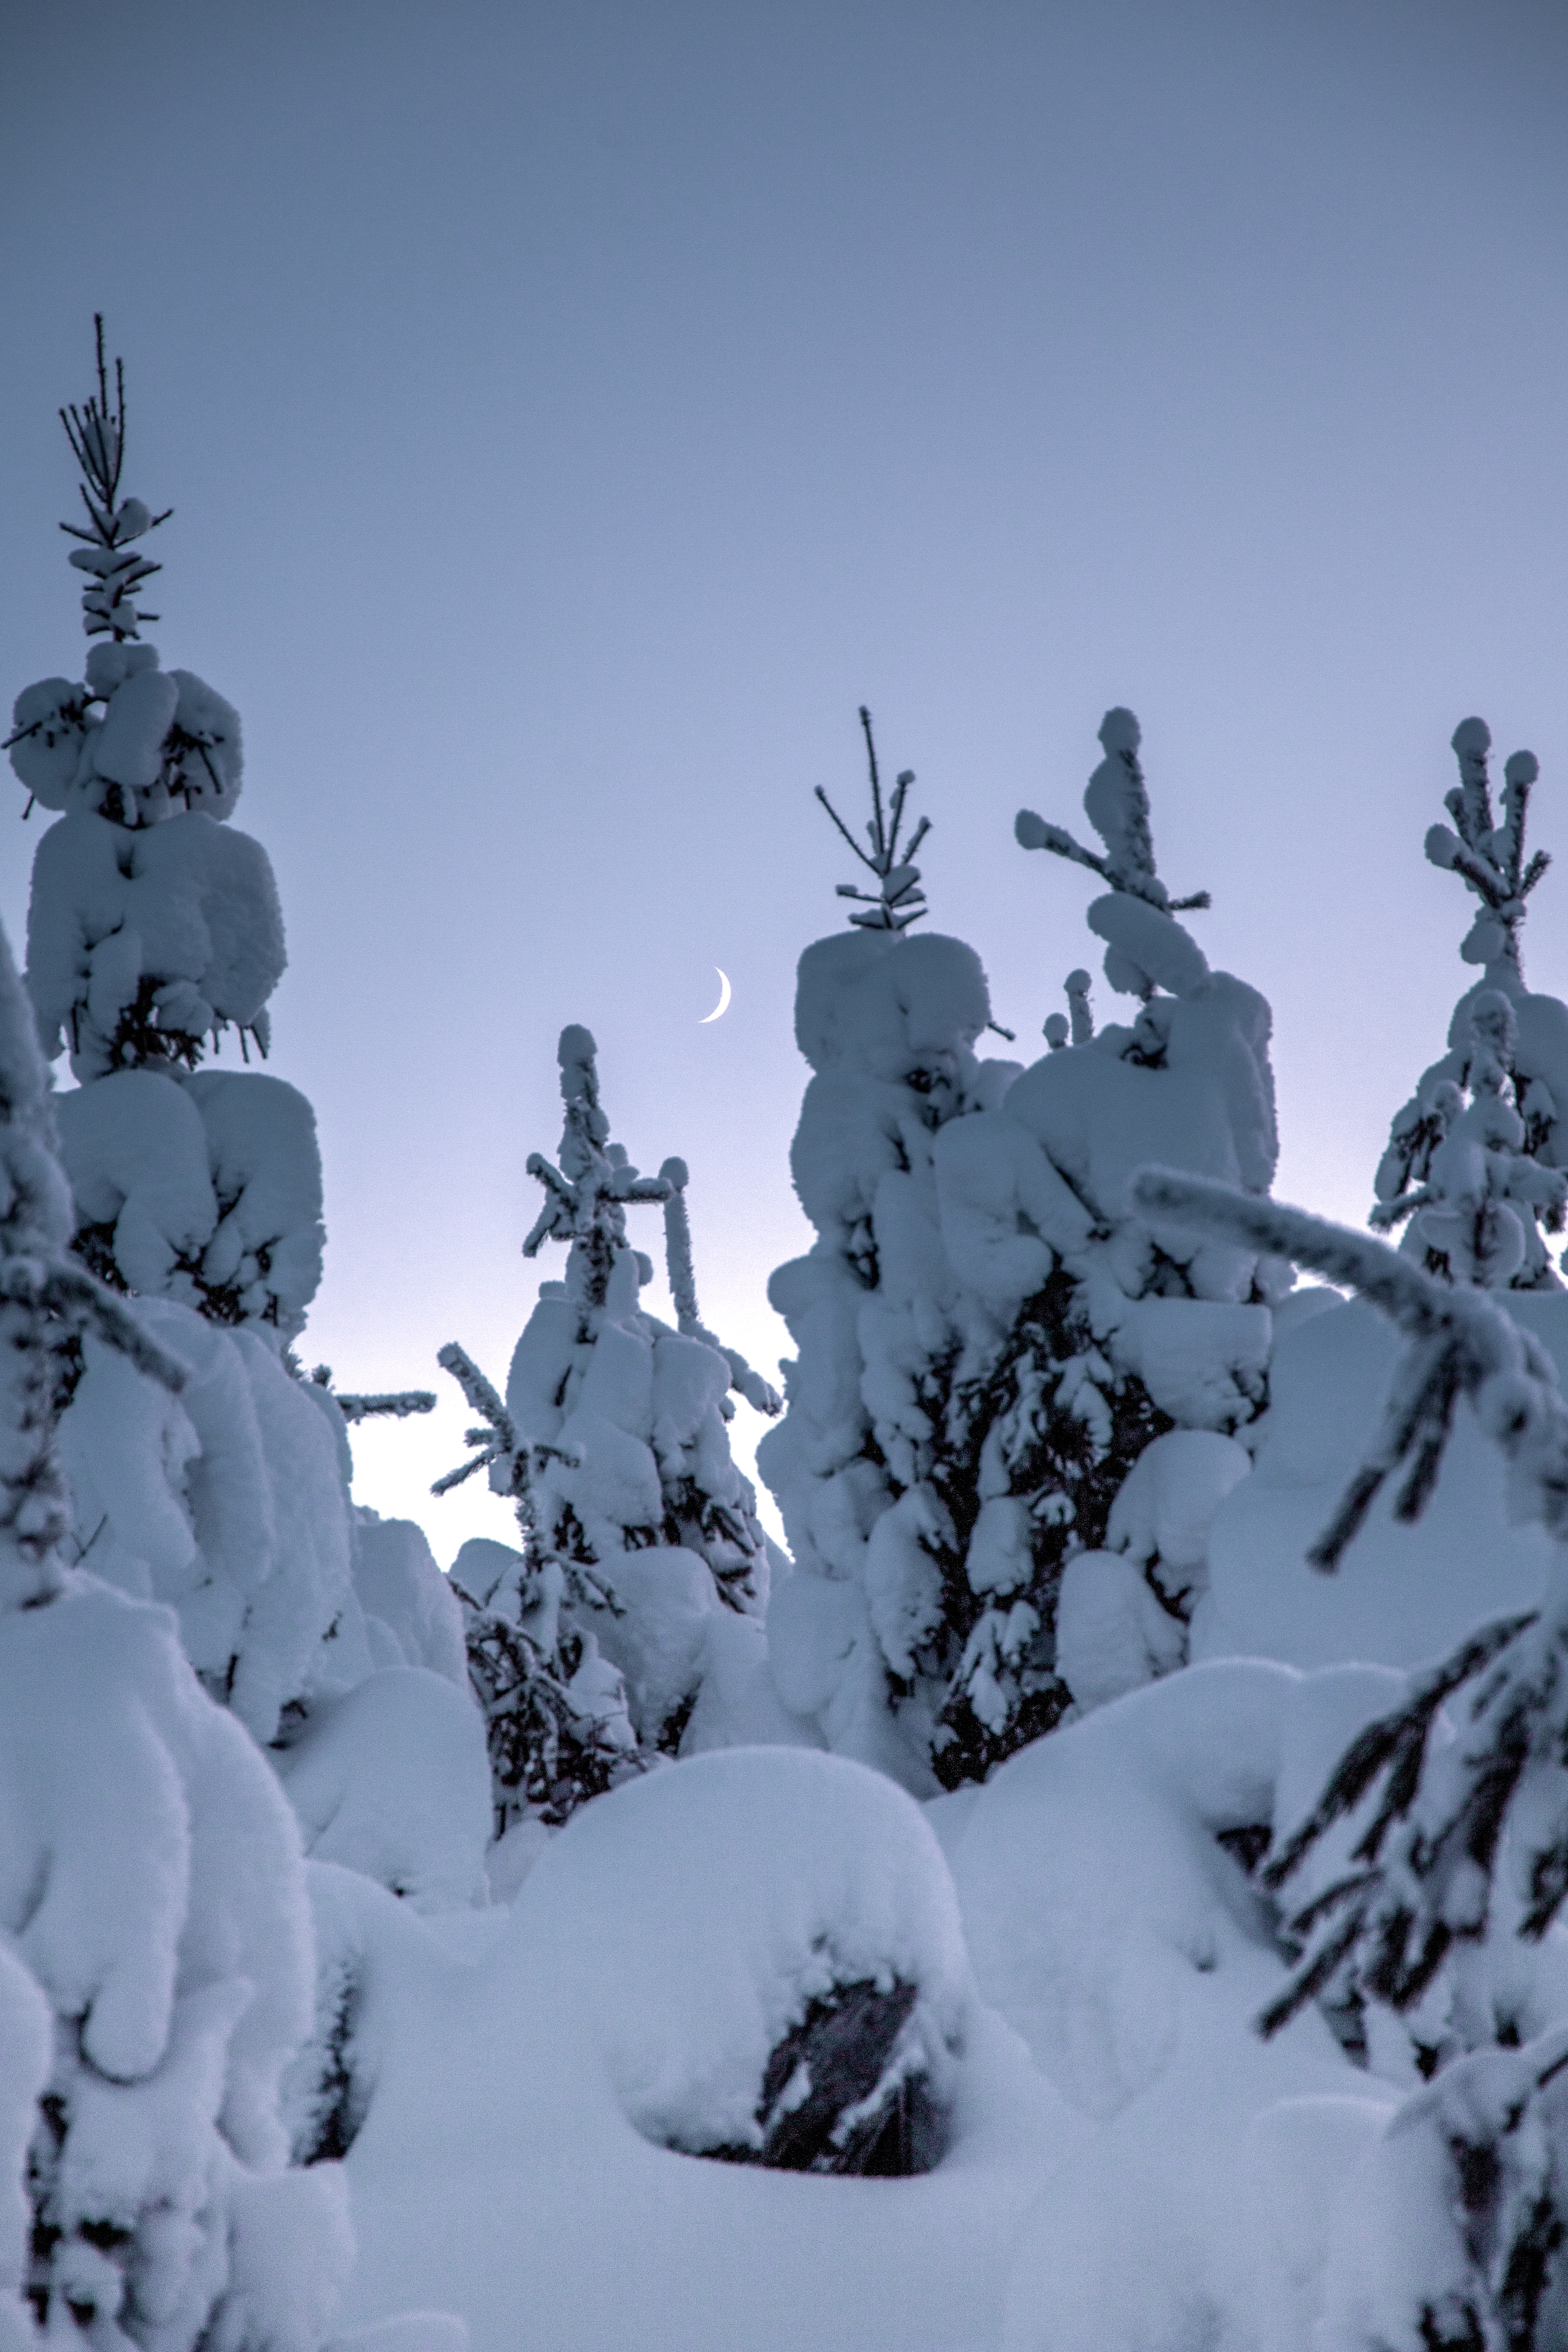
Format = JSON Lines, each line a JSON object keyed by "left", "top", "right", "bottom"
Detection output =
{"left": 3, "top": 0, "right": 1567, "bottom": 1552}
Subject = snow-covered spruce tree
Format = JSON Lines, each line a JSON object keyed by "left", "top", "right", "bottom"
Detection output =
{"left": 1190, "top": 723, "right": 1568, "bottom": 1681}
{"left": 5, "top": 327, "right": 469, "bottom": 1807}
{"left": 438, "top": 1024, "right": 781, "bottom": 1831}
{"left": 1133, "top": 1164, "right": 1568, "bottom": 2351}
{"left": 762, "top": 707, "right": 1279, "bottom": 1792}
{"left": 6, "top": 319, "right": 318, "bottom": 1338}
{"left": 0, "top": 906, "right": 354, "bottom": 2352}
{"left": 1371, "top": 718, "right": 1568, "bottom": 1291}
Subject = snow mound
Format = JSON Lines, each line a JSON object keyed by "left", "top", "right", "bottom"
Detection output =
{"left": 353, "top": 1511, "right": 467, "bottom": 1683}
{"left": 503, "top": 1746, "right": 974, "bottom": 2170}
{"left": 276, "top": 1669, "right": 492, "bottom": 1912}
{"left": 951, "top": 1662, "right": 1406, "bottom": 2352}
{"left": 55, "top": 1067, "right": 216, "bottom": 1292}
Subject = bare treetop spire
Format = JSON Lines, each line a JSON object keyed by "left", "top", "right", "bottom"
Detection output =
{"left": 814, "top": 705, "right": 931, "bottom": 931}
{"left": 58, "top": 316, "right": 171, "bottom": 643}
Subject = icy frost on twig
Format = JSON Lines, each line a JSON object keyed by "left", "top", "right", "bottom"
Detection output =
{"left": 307, "top": 1366, "right": 436, "bottom": 1426}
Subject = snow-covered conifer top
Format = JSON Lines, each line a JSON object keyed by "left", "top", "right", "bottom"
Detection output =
{"left": 1371, "top": 719, "right": 1568, "bottom": 1290}
{"left": 814, "top": 706, "right": 931, "bottom": 932}
{"left": 6, "top": 322, "right": 243, "bottom": 829}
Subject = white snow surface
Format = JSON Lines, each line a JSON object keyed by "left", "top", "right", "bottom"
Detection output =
{"left": 1196, "top": 1289, "right": 1568, "bottom": 1671}
{"left": 58, "top": 1297, "right": 364, "bottom": 1743}
{"left": 352, "top": 1511, "right": 467, "bottom": 1683}
{"left": 0, "top": 1571, "right": 355, "bottom": 2352}
{"left": 312, "top": 1676, "right": 1459, "bottom": 2352}
{"left": 331, "top": 1745, "right": 1074, "bottom": 2352}
{"left": 26, "top": 808, "right": 285, "bottom": 1078}
{"left": 951, "top": 1663, "right": 1412, "bottom": 2352}
{"left": 53, "top": 1067, "right": 324, "bottom": 1339}
{"left": 276, "top": 1669, "right": 491, "bottom": 1912}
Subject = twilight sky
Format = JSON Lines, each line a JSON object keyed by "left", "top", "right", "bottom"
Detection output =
{"left": 3, "top": 0, "right": 1567, "bottom": 1557}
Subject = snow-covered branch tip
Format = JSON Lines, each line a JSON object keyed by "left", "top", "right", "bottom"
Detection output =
{"left": 521, "top": 1026, "right": 670, "bottom": 1307}
{"left": 306, "top": 1367, "right": 436, "bottom": 1425}
{"left": 1129, "top": 1165, "right": 1568, "bottom": 1567}
{"left": 431, "top": 1341, "right": 516, "bottom": 1495}
{"left": 1131, "top": 1164, "right": 1568, "bottom": 2046}
{"left": 1044, "top": 967, "right": 1095, "bottom": 1050}
{"left": 1426, "top": 717, "right": 1547, "bottom": 980}
{"left": 1015, "top": 708, "right": 1210, "bottom": 916}
{"left": 815, "top": 705, "right": 931, "bottom": 931}
{"left": 658, "top": 1157, "right": 781, "bottom": 1417}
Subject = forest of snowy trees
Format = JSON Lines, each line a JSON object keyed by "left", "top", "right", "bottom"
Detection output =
{"left": 8, "top": 329, "right": 1568, "bottom": 2352}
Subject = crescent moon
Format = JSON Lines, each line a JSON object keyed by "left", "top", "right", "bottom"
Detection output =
{"left": 700, "top": 968, "right": 732, "bottom": 1023}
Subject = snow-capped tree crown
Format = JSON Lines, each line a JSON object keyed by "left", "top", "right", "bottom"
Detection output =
{"left": 1427, "top": 715, "right": 1547, "bottom": 981}
{"left": 11, "top": 326, "right": 286, "bottom": 1095}
{"left": 1373, "top": 720, "right": 1568, "bottom": 1291}
{"left": 1016, "top": 706, "right": 1210, "bottom": 926}
{"left": 6, "top": 322, "right": 243, "bottom": 835}
{"left": 57, "top": 314, "right": 171, "bottom": 646}
{"left": 440, "top": 1028, "right": 778, "bottom": 1824}
{"left": 522, "top": 1023, "right": 673, "bottom": 1311}
{"left": 814, "top": 705, "right": 931, "bottom": 933}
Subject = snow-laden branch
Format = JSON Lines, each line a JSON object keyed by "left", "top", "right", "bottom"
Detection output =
{"left": 1129, "top": 1160, "right": 1568, "bottom": 2042}
{"left": 332, "top": 1388, "right": 436, "bottom": 1425}
{"left": 659, "top": 1157, "right": 781, "bottom": 1418}
{"left": 431, "top": 1340, "right": 516, "bottom": 1494}
{"left": 1132, "top": 1165, "right": 1568, "bottom": 1560}
{"left": 1015, "top": 707, "right": 1209, "bottom": 918}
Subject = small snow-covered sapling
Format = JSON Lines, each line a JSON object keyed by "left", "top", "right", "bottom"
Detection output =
{"left": 1372, "top": 720, "right": 1566, "bottom": 1289}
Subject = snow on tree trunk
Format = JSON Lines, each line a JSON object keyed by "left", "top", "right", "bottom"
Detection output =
{"left": 0, "top": 893, "right": 353, "bottom": 2352}
{"left": 438, "top": 1026, "right": 781, "bottom": 1831}
{"left": 762, "top": 709, "right": 1278, "bottom": 1793}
